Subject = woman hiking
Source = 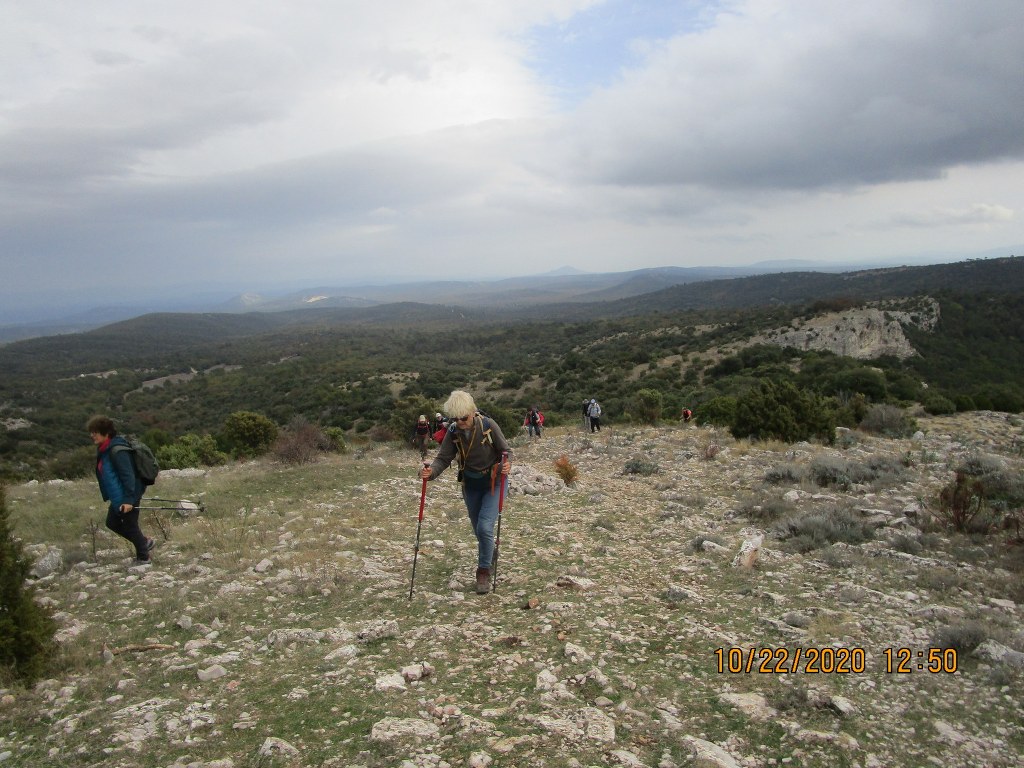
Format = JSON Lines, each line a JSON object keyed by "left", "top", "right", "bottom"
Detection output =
{"left": 420, "top": 390, "right": 511, "bottom": 594}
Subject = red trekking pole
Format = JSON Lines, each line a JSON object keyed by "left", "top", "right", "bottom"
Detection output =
{"left": 409, "top": 462, "right": 429, "bottom": 599}
{"left": 491, "top": 451, "right": 508, "bottom": 592}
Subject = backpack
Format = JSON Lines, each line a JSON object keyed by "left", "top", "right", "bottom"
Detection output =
{"left": 112, "top": 436, "right": 159, "bottom": 486}
{"left": 591, "top": 402, "right": 601, "bottom": 417}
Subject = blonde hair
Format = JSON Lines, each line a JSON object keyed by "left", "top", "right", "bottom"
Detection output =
{"left": 443, "top": 390, "right": 477, "bottom": 419}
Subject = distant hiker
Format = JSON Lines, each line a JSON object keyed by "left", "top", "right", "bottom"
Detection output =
{"left": 587, "top": 399, "right": 603, "bottom": 432}
{"left": 420, "top": 390, "right": 511, "bottom": 594}
{"left": 582, "top": 399, "right": 591, "bottom": 431}
{"left": 524, "top": 407, "right": 544, "bottom": 438}
{"left": 412, "top": 415, "right": 431, "bottom": 459}
{"left": 681, "top": 408, "right": 693, "bottom": 423}
{"left": 431, "top": 412, "right": 448, "bottom": 442}
{"left": 87, "top": 415, "right": 153, "bottom": 566}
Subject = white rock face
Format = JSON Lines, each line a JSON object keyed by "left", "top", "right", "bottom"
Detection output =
{"left": 761, "top": 298, "right": 939, "bottom": 359}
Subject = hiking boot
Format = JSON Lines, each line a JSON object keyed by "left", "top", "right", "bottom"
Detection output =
{"left": 475, "top": 567, "right": 491, "bottom": 594}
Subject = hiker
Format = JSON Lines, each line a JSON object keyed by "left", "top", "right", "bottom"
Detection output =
{"left": 420, "top": 390, "right": 511, "bottom": 594}
{"left": 430, "top": 412, "right": 447, "bottom": 434}
{"left": 524, "top": 406, "right": 544, "bottom": 438}
{"left": 412, "top": 415, "right": 431, "bottom": 459}
{"left": 587, "top": 398, "right": 603, "bottom": 432}
{"left": 681, "top": 407, "right": 693, "bottom": 423}
{"left": 582, "top": 399, "right": 591, "bottom": 431}
{"left": 87, "top": 415, "right": 153, "bottom": 566}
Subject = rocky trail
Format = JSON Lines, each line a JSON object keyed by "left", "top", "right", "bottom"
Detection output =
{"left": 4, "top": 412, "right": 1024, "bottom": 767}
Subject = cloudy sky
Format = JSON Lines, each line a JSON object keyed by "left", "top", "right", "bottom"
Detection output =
{"left": 2, "top": 0, "right": 1023, "bottom": 321}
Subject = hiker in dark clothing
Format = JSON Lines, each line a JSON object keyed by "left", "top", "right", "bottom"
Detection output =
{"left": 524, "top": 407, "right": 543, "bottom": 438}
{"left": 412, "top": 415, "right": 431, "bottom": 459}
{"left": 587, "top": 399, "right": 602, "bottom": 432}
{"left": 87, "top": 415, "right": 153, "bottom": 565}
{"left": 420, "top": 390, "right": 511, "bottom": 594}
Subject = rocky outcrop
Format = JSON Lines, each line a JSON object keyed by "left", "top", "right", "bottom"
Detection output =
{"left": 761, "top": 298, "right": 939, "bottom": 359}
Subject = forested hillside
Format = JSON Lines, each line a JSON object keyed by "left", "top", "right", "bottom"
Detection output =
{"left": 1, "top": 258, "right": 1022, "bottom": 481}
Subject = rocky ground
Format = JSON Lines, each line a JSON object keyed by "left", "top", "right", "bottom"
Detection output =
{"left": 3, "top": 412, "right": 1023, "bottom": 768}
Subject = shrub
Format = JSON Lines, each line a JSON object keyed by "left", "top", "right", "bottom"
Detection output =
{"left": 222, "top": 411, "right": 278, "bottom": 456}
{"left": 737, "top": 495, "right": 795, "bottom": 523}
{"left": 922, "top": 392, "right": 956, "bottom": 415}
{"left": 773, "top": 508, "right": 875, "bottom": 552}
{"left": 931, "top": 623, "right": 987, "bottom": 654}
{"left": 553, "top": 455, "right": 579, "bottom": 486}
{"left": 157, "top": 433, "right": 228, "bottom": 469}
{"left": 323, "top": 427, "right": 348, "bottom": 453}
{"left": 46, "top": 445, "right": 95, "bottom": 481}
{"left": 0, "top": 488, "right": 57, "bottom": 685}
{"left": 697, "top": 396, "right": 737, "bottom": 427}
{"left": 935, "top": 471, "right": 987, "bottom": 533}
{"left": 764, "top": 463, "right": 804, "bottom": 485}
{"left": 859, "top": 404, "right": 916, "bottom": 438}
{"left": 273, "top": 418, "right": 331, "bottom": 465}
{"left": 808, "top": 456, "right": 854, "bottom": 489}
{"left": 623, "top": 457, "right": 659, "bottom": 476}
{"left": 730, "top": 381, "right": 836, "bottom": 444}
{"left": 631, "top": 388, "right": 663, "bottom": 425}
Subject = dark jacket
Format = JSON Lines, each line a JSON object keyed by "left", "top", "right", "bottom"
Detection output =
{"left": 427, "top": 415, "right": 511, "bottom": 481}
{"left": 95, "top": 436, "right": 142, "bottom": 510}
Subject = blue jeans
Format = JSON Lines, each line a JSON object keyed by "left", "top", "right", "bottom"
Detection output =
{"left": 462, "top": 476, "right": 507, "bottom": 569}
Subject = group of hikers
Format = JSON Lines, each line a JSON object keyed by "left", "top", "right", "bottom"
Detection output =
{"left": 89, "top": 393, "right": 695, "bottom": 592}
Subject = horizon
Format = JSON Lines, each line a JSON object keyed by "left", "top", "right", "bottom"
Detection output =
{"left": 1, "top": 250, "right": 1018, "bottom": 331}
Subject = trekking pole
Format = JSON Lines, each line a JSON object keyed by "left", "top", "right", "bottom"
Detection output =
{"left": 491, "top": 451, "right": 509, "bottom": 592}
{"left": 409, "top": 462, "right": 429, "bottom": 600}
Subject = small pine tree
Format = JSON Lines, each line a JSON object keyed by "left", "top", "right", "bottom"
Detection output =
{"left": 0, "top": 487, "right": 57, "bottom": 684}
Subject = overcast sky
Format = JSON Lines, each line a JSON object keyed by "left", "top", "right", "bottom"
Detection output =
{"left": 2, "top": 0, "right": 1023, "bottom": 321}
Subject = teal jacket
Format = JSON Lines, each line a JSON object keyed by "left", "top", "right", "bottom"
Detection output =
{"left": 95, "top": 436, "right": 142, "bottom": 510}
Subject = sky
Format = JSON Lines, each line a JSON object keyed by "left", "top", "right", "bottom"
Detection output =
{"left": 2, "top": 0, "right": 1023, "bottom": 322}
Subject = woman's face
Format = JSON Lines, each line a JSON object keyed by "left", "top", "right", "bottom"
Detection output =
{"left": 89, "top": 431, "right": 106, "bottom": 445}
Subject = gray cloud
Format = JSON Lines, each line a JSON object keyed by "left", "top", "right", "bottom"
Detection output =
{"left": 568, "top": 1, "right": 1024, "bottom": 189}
{"left": 1, "top": 0, "right": 1022, "bottom": 320}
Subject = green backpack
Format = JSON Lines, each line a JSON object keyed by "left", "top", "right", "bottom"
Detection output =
{"left": 112, "top": 436, "right": 160, "bottom": 487}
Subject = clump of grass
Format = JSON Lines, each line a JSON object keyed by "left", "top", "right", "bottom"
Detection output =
{"left": 764, "top": 463, "right": 803, "bottom": 485}
{"left": 808, "top": 454, "right": 905, "bottom": 491}
{"left": 773, "top": 508, "right": 875, "bottom": 552}
{"left": 890, "top": 533, "right": 923, "bottom": 555}
{"left": 859, "top": 404, "right": 917, "bottom": 438}
{"left": 915, "top": 568, "right": 963, "bottom": 594}
{"left": 553, "top": 454, "right": 579, "bottom": 486}
{"left": 931, "top": 622, "right": 987, "bottom": 654}
{"left": 737, "top": 494, "right": 795, "bottom": 523}
{"left": 623, "top": 457, "right": 659, "bottom": 476}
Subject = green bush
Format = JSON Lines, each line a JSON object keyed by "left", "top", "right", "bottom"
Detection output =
{"left": 922, "top": 392, "right": 956, "bottom": 415}
{"left": 323, "top": 427, "right": 348, "bottom": 453}
{"left": 0, "top": 488, "right": 57, "bottom": 685}
{"left": 731, "top": 380, "right": 836, "bottom": 444}
{"left": 623, "top": 457, "right": 659, "bottom": 476}
{"left": 222, "top": 411, "right": 278, "bottom": 456}
{"left": 631, "top": 388, "right": 664, "bottom": 425}
{"left": 697, "top": 396, "right": 737, "bottom": 427}
{"left": 157, "top": 433, "right": 228, "bottom": 469}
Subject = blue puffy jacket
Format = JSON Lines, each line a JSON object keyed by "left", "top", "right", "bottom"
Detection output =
{"left": 95, "top": 436, "right": 141, "bottom": 510}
